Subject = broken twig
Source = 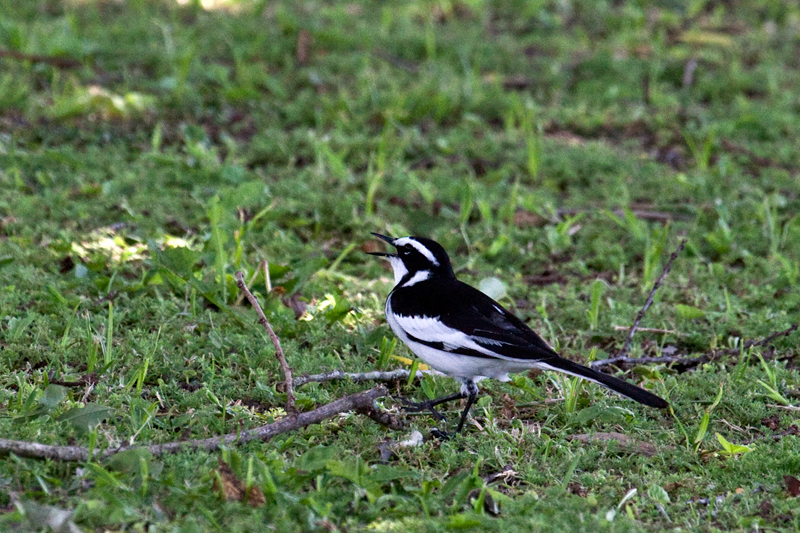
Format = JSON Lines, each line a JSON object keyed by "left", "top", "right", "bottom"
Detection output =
{"left": 598, "top": 238, "right": 687, "bottom": 368}
{"left": 0, "top": 386, "right": 389, "bottom": 462}
{"left": 567, "top": 432, "right": 671, "bottom": 457}
{"left": 294, "top": 368, "right": 420, "bottom": 387}
{"left": 613, "top": 326, "right": 676, "bottom": 334}
{"left": 235, "top": 270, "right": 296, "bottom": 413}
{"left": 0, "top": 49, "right": 82, "bottom": 68}
{"left": 593, "top": 323, "right": 798, "bottom": 370}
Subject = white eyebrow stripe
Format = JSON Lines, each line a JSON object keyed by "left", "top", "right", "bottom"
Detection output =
{"left": 394, "top": 237, "right": 439, "bottom": 266}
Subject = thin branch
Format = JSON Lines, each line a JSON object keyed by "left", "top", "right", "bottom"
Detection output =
{"left": 0, "top": 386, "right": 389, "bottom": 462}
{"left": 233, "top": 262, "right": 263, "bottom": 307}
{"left": 765, "top": 404, "right": 800, "bottom": 412}
{"left": 294, "top": 368, "right": 418, "bottom": 387}
{"left": 613, "top": 326, "right": 677, "bottom": 334}
{"left": 0, "top": 49, "right": 82, "bottom": 68}
{"left": 604, "top": 238, "right": 687, "bottom": 366}
{"left": 742, "top": 423, "right": 800, "bottom": 445}
{"left": 234, "top": 270, "right": 295, "bottom": 413}
{"left": 557, "top": 207, "right": 692, "bottom": 223}
{"left": 372, "top": 49, "right": 419, "bottom": 73}
{"left": 566, "top": 432, "right": 672, "bottom": 457}
{"left": 593, "top": 323, "right": 798, "bottom": 370}
{"left": 731, "top": 323, "right": 799, "bottom": 353}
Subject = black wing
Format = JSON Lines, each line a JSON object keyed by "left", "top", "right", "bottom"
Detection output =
{"left": 390, "top": 278, "right": 560, "bottom": 362}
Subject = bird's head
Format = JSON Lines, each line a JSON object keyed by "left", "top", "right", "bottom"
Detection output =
{"left": 369, "top": 233, "right": 455, "bottom": 286}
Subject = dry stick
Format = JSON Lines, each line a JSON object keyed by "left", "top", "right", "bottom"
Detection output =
{"left": 233, "top": 261, "right": 264, "bottom": 307}
{"left": 234, "top": 270, "right": 296, "bottom": 413}
{"left": 592, "top": 238, "right": 687, "bottom": 369}
{"left": 0, "top": 386, "right": 388, "bottom": 462}
{"left": 294, "top": 368, "right": 415, "bottom": 387}
{"left": 613, "top": 326, "right": 677, "bottom": 334}
{"left": 621, "top": 238, "right": 687, "bottom": 355}
{"left": 593, "top": 323, "right": 798, "bottom": 370}
{"left": 557, "top": 207, "right": 692, "bottom": 223}
{"left": 0, "top": 49, "right": 82, "bottom": 68}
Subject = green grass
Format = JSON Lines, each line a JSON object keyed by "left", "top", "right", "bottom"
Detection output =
{"left": 2, "top": 0, "right": 800, "bottom": 530}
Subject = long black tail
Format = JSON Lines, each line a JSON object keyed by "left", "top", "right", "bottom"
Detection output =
{"left": 540, "top": 358, "right": 669, "bottom": 409}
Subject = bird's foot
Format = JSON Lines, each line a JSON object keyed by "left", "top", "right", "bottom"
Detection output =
{"left": 398, "top": 397, "right": 448, "bottom": 422}
{"left": 429, "top": 428, "right": 452, "bottom": 440}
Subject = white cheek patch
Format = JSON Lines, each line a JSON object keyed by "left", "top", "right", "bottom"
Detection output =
{"left": 401, "top": 270, "right": 430, "bottom": 287}
{"left": 388, "top": 256, "right": 408, "bottom": 285}
{"left": 393, "top": 237, "right": 439, "bottom": 266}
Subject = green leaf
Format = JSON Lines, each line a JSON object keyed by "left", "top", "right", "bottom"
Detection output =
{"left": 38, "top": 384, "right": 68, "bottom": 411}
{"left": 368, "top": 465, "right": 416, "bottom": 483}
{"left": 485, "top": 235, "right": 509, "bottom": 258}
{"left": 219, "top": 180, "right": 267, "bottom": 210}
{"left": 57, "top": 403, "right": 113, "bottom": 433}
{"left": 715, "top": 433, "right": 752, "bottom": 456}
{"left": 448, "top": 513, "right": 483, "bottom": 529}
{"left": 85, "top": 462, "right": 131, "bottom": 491}
{"left": 157, "top": 246, "right": 200, "bottom": 277}
{"left": 694, "top": 412, "right": 710, "bottom": 446}
{"left": 14, "top": 500, "right": 78, "bottom": 531}
{"left": 106, "top": 448, "right": 162, "bottom": 480}
{"left": 420, "top": 374, "right": 436, "bottom": 400}
{"left": 296, "top": 446, "right": 337, "bottom": 473}
{"left": 675, "top": 304, "right": 705, "bottom": 319}
{"left": 647, "top": 484, "right": 671, "bottom": 505}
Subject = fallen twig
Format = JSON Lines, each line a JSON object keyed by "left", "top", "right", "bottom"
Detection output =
{"left": 0, "top": 386, "right": 389, "bottom": 462}
{"left": 621, "top": 238, "right": 687, "bottom": 357}
{"left": 373, "top": 49, "right": 419, "bottom": 73}
{"left": 593, "top": 324, "right": 798, "bottom": 370}
{"left": 613, "top": 326, "right": 677, "bottom": 334}
{"left": 766, "top": 404, "right": 800, "bottom": 412}
{"left": 557, "top": 207, "right": 692, "bottom": 223}
{"left": 357, "top": 404, "right": 405, "bottom": 431}
{"left": 294, "top": 368, "right": 420, "bottom": 387}
{"left": 567, "top": 432, "right": 672, "bottom": 457}
{"left": 742, "top": 424, "right": 800, "bottom": 445}
{"left": 235, "top": 270, "right": 296, "bottom": 413}
{"left": 0, "top": 49, "right": 82, "bottom": 68}
{"left": 592, "top": 238, "right": 686, "bottom": 370}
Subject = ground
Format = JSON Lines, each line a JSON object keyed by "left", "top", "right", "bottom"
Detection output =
{"left": 1, "top": 0, "right": 800, "bottom": 531}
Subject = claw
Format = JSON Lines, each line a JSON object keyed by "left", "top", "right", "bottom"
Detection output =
{"left": 429, "top": 428, "right": 451, "bottom": 440}
{"left": 398, "top": 397, "right": 448, "bottom": 422}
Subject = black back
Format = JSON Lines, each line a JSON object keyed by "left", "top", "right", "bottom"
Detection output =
{"left": 389, "top": 276, "right": 560, "bottom": 362}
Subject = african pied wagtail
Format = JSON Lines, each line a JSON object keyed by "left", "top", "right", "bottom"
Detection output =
{"left": 370, "top": 233, "right": 668, "bottom": 434}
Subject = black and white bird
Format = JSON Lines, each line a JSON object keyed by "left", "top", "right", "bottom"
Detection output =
{"left": 369, "top": 233, "right": 668, "bottom": 434}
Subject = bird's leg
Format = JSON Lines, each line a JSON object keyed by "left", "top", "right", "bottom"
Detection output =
{"left": 399, "top": 391, "right": 466, "bottom": 422}
{"left": 454, "top": 380, "right": 479, "bottom": 434}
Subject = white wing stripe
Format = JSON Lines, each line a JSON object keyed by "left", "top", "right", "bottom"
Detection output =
{"left": 392, "top": 315, "right": 499, "bottom": 356}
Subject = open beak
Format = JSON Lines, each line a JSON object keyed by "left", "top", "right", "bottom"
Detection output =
{"left": 368, "top": 232, "right": 397, "bottom": 257}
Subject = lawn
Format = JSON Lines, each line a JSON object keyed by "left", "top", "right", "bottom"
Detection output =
{"left": 1, "top": 0, "right": 800, "bottom": 531}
